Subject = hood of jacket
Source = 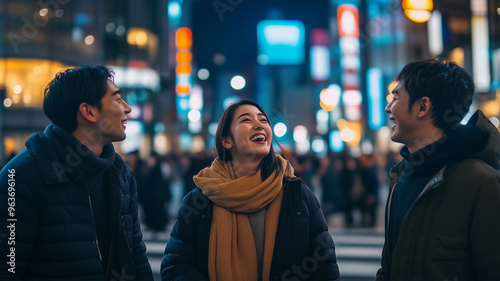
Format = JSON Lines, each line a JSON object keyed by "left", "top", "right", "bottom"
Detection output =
{"left": 389, "top": 110, "right": 500, "bottom": 187}
{"left": 465, "top": 110, "right": 500, "bottom": 170}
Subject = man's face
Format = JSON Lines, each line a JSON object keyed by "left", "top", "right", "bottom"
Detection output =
{"left": 385, "top": 82, "right": 421, "bottom": 146}
{"left": 94, "top": 80, "right": 131, "bottom": 143}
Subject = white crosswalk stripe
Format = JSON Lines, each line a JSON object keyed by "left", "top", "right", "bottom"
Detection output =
{"left": 144, "top": 227, "right": 384, "bottom": 281}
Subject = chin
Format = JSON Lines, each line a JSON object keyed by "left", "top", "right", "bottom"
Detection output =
{"left": 112, "top": 134, "right": 127, "bottom": 142}
{"left": 258, "top": 151, "right": 272, "bottom": 161}
{"left": 246, "top": 150, "right": 268, "bottom": 161}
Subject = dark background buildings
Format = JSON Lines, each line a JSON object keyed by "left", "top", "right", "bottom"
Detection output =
{"left": 0, "top": 0, "right": 499, "bottom": 164}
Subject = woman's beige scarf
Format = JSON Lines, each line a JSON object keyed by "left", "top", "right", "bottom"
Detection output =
{"left": 193, "top": 154, "right": 294, "bottom": 281}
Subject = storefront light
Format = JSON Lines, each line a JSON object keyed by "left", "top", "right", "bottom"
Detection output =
{"left": 39, "top": 8, "right": 48, "bottom": 17}
{"left": 0, "top": 59, "right": 72, "bottom": 107}
{"left": 274, "top": 122, "right": 287, "bottom": 138}
{"left": 13, "top": 85, "right": 22, "bottom": 94}
{"left": 3, "top": 98, "right": 13, "bottom": 108}
{"left": 293, "top": 126, "right": 308, "bottom": 143}
{"left": 402, "top": 0, "right": 433, "bottom": 23}
{"left": 84, "top": 35, "right": 95, "bottom": 45}
{"left": 188, "top": 109, "right": 201, "bottom": 122}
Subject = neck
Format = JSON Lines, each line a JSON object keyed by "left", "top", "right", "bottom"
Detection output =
{"left": 231, "top": 157, "right": 261, "bottom": 179}
{"left": 72, "top": 127, "right": 105, "bottom": 156}
{"left": 407, "top": 126, "right": 445, "bottom": 153}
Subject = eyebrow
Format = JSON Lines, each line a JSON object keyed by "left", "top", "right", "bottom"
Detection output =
{"left": 236, "top": 112, "right": 265, "bottom": 120}
{"left": 111, "top": 90, "right": 122, "bottom": 96}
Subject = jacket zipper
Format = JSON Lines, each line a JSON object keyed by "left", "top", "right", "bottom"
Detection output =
{"left": 387, "top": 165, "right": 447, "bottom": 254}
{"left": 401, "top": 165, "right": 446, "bottom": 220}
{"left": 104, "top": 198, "right": 116, "bottom": 281}
{"left": 105, "top": 172, "right": 128, "bottom": 281}
{"left": 386, "top": 183, "right": 396, "bottom": 230}
{"left": 88, "top": 194, "right": 103, "bottom": 262}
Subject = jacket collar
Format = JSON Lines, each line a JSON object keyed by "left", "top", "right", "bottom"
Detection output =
{"left": 387, "top": 162, "right": 446, "bottom": 227}
{"left": 468, "top": 110, "right": 500, "bottom": 170}
{"left": 25, "top": 125, "right": 123, "bottom": 185}
{"left": 284, "top": 176, "right": 303, "bottom": 209}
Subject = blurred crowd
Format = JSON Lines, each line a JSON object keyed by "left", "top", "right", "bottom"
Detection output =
{"left": 126, "top": 149, "right": 403, "bottom": 234}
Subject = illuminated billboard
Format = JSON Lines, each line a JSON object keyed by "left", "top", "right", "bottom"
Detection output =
{"left": 257, "top": 20, "right": 305, "bottom": 65}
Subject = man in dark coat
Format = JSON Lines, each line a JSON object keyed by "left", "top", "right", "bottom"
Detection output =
{"left": 0, "top": 65, "right": 153, "bottom": 280}
{"left": 378, "top": 58, "right": 500, "bottom": 280}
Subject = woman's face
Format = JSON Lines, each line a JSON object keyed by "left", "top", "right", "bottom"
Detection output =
{"left": 223, "top": 104, "right": 273, "bottom": 164}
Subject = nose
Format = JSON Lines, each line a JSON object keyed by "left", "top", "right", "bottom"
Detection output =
{"left": 124, "top": 100, "right": 132, "bottom": 114}
{"left": 253, "top": 120, "right": 264, "bottom": 129}
{"left": 385, "top": 100, "right": 392, "bottom": 114}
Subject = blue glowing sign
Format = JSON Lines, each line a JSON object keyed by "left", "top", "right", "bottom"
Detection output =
{"left": 257, "top": 20, "right": 305, "bottom": 65}
{"left": 367, "top": 68, "right": 384, "bottom": 130}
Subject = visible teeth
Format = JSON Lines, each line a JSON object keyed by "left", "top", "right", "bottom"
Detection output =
{"left": 251, "top": 135, "right": 265, "bottom": 141}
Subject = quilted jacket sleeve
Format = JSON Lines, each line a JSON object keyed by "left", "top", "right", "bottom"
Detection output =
{"left": 0, "top": 154, "right": 38, "bottom": 280}
{"left": 127, "top": 173, "right": 154, "bottom": 280}
{"left": 469, "top": 167, "right": 500, "bottom": 280}
{"left": 161, "top": 189, "right": 209, "bottom": 281}
{"left": 303, "top": 184, "right": 341, "bottom": 281}
{"left": 375, "top": 243, "right": 390, "bottom": 281}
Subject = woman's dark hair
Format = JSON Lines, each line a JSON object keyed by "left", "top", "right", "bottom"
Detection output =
{"left": 214, "top": 99, "right": 289, "bottom": 181}
{"left": 397, "top": 58, "right": 474, "bottom": 133}
{"left": 43, "top": 65, "right": 114, "bottom": 132}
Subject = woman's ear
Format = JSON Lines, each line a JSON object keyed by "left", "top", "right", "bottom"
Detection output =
{"left": 78, "top": 103, "right": 98, "bottom": 123}
{"left": 221, "top": 137, "right": 232, "bottom": 150}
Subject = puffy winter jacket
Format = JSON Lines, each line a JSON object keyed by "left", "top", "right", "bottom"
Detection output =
{"left": 161, "top": 177, "right": 341, "bottom": 281}
{"left": 377, "top": 111, "right": 500, "bottom": 281}
{"left": 0, "top": 125, "right": 153, "bottom": 280}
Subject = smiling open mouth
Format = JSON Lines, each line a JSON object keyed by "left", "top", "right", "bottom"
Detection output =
{"left": 250, "top": 134, "right": 266, "bottom": 142}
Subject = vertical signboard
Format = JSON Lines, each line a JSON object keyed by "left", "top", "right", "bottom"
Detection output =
{"left": 338, "top": 4, "right": 362, "bottom": 121}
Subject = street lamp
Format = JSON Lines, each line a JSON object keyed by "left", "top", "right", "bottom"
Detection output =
{"left": 402, "top": 0, "right": 433, "bottom": 23}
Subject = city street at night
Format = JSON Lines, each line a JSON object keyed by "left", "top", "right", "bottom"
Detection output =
{"left": 1, "top": 0, "right": 500, "bottom": 280}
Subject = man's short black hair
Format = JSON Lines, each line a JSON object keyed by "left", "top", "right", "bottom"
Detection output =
{"left": 397, "top": 58, "right": 474, "bottom": 133}
{"left": 43, "top": 65, "right": 114, "bottom": 132}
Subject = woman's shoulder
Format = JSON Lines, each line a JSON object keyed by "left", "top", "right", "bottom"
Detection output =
{"left": 284, "top": 177, "right": 319, "bottom": 207}
{"left": 180, "top": 188, "right": 213, "bottom": 211}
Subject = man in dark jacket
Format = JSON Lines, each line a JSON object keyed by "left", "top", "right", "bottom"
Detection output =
{"left": 378, "top": 58, "right": 500, "bottom": 280}
{"left": 0, "top": 65, "right": 154, "bottom": 280}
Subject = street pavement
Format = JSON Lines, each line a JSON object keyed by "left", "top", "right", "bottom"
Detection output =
{"left": 143, "top": 226, "right": 384, "bottom": 281}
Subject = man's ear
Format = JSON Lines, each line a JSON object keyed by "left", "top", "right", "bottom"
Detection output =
{"left": 417, "top": 97, "right": 432, "bottom": 118}
{"left": 78, "top": 103, "right": 98, "bottom": 123}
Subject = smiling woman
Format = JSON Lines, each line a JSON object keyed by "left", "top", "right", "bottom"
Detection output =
{"left": 215, "top": 101, "right": 275, "bottom": 179}
{"left": 161, "top": 99, "right": 341, "bottom": 281}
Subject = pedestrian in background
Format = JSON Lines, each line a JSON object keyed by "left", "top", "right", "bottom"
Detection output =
{"left": 339, "top": 150, "right": 359, "bottom": 227}
{"left": 126, "top": 150, "right": 148, "bottom": 205}
{"left": 0, "top": 65, "right": 153, "bottom": 280}
{"left": 142, "top": 152, "right": 171, "bottom": 236}
{"left": 358, "top": 153, "right": 380, "bottom": 227}
{"left": 377, "top": 58, "right": 500, "bottom": 280}
{"left": 161, "top": 99, "right": 340, "bottom": 281}
{"left": 320, "top": 153, "right": 344, "bottom": 218}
